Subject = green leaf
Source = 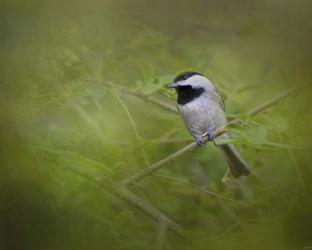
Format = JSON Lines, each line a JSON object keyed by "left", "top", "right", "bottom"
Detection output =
{"left": 244, "top": 127, "right": 269, "bottom": 145}
{"left": 32, "top": 145, "right": 113, "bottom": 174}
{"left": 157, "top": 74, "right": 175, "bottom": 85}
{"left": 139, "top": 82, "right": 162, "bottom": 95}
{"left": 215, "top": 138, "right": 240, "bottom": 145}
{"left": 270, "top": 115, "right": 289, "bottom": 133}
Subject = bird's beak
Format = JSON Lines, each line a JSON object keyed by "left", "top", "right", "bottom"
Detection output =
{"left": 168, "top": 82, "right": 178, "bottom": 88}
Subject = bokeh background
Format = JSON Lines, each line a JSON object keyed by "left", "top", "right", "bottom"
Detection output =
{"left": 1, "top": 0, "right": 312, "bottom": 249}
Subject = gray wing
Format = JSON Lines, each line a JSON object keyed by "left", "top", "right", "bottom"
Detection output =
{"left": 213, "top": 88, "right": 225, "bottom": 111}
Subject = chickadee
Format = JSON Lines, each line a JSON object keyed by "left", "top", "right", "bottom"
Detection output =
{"left": 169, "top": 71, "right": 250, "bottom": 178}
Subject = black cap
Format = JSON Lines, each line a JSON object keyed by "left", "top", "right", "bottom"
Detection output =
{"left": 173, "top": 71, "right": 203, "bottom": 83}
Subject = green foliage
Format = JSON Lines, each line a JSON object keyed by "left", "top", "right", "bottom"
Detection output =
{"left": 1, "top": 0, "right": 312, "bottom": 249}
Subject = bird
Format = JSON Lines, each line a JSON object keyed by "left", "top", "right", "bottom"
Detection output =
{"left": 168, "top": 71, "right": 250, "bottom": 178}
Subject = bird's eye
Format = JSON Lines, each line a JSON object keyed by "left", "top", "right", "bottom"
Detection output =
{"left": 183, "top": 75, "right": 188, "bottom": 80}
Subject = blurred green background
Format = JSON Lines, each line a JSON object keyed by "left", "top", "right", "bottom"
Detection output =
{"left": 1, "top": 0, "right": 312, "bottom": 249}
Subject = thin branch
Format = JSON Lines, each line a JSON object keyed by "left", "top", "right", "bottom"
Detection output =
{"left": 148, "top": 138, "right": 312, "bottom": 151}
{"left": 122, "top": 86, "right": 303, "bottom": 187}
{"left": 154, "top": 219, "right": 168, "bottom": 250}
{"left": 63, "top": 165, "right": 185, "bottom": 236}
{"left": 121, "top": 142, "right": 197, "bottom": 187}
{"left": 110, "top": 90, "right": 150, "bottom": 165}
{"left": 68, "top": 98, "right": 106, "bottom": 140}
{"left": 155, "top": 174, "right": 246, "bottom": 206}
{"left": 112, "top": 186, "right": 185, "bottom": 236}
{"left": 103, "top": 81, "right": 177, "bottom": 113}
{"left": 259, "top": 142, "right": 312, "bottom": 151}
{"left": 285, "top": 144, "right": 305, "bottom": 189}
{"left": 110, "top": 90, "right": 142, "bottom": 140}
{"left": 205, "top": 85, "right": 303, "bottom": 137}
{"left": 148, "top": 138, "right": 193, "bottom": 144}
{"left": 222, "top": 169, "right": 231, "bottom": 182}
{"left": 222, "top": 217, "right": 277, "bottom": 236}
{"left": 247, "top": 86, "right": 301, "bottom": 117}
{"left": 149, "top": 96, "right": 177, "bottom": 113}
{"left": 276, "top": 131, "right": 305, "bottom": 188}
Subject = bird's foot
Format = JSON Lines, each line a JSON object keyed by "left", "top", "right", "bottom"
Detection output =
{"left": 206, "top": 128, "right": 217, "bottom": 146}
{"left": 196, "top": 138, "right": 206, "bottom": 147}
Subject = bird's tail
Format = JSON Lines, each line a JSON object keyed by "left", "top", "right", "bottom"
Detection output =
{"left": 218, "top": 135, "right": 250, "bottom": 178}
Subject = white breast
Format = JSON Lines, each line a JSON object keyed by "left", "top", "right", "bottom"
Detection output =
{"left": 178, "top": 95, "right": 226, "bottom": 139}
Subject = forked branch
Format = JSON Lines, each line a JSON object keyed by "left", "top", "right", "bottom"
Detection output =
{"left": 64, "top": 166, "right": 185, "bottom": 236}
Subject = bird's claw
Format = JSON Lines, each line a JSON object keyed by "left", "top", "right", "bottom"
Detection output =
{"left": 206, "top": 128, "right": 217, "bottom": 146}
{"left": 196, "top": 128, "right": 217, "bottom": 146}
{"left": 196, "top": 138, "right": 206, "bottom": 147}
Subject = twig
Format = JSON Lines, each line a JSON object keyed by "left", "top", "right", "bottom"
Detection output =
{"left": 222, "top": 217, "right": 277, "bottom": 236}
{"left": 63, "top": 165, "right": 185, "bottom": 236}
{"left": 246, "top": 86, "right": 300, "bottom": 117}
{"left": 205, "top": 85, "right": 303, "bottom": 137}
{"left": 259, "top": 142, "right": 312, "bottom": 151}
{"left": 154, "top": 220, "right": 168, "bottom": 250}
{"left": 148, "top": 138, "right": 193, "bottom": 144}
{"left": 68, "top": 98, "right": 106, "bottom": 140}
{"left": 122, "top": 86, "right": 303, "bottom": 187}
{"left": 110, "top": 90, "right": 150, "bottom": 166}
{"left": 222, "top": 169, "right": 231, "bottom": 182}
{"left": 103, "top": 81, "right": 177, "bottom": 113}
{"left": 148, "top": 139, "right": 312, "bottom": 151}
{"left": 121, "top": 142, "right": 197, "bottom": 186}
{"left": 276, "top": 131, "right": 305, "bottom": 188}
{"left": 112, "top": 186, "right": 185, "bottom": 235}
{"left": 285, "top": 143, "right": 305, "bottom": 189}
{"left": 155, "top": 174, "right": 246, "bottom": 206}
